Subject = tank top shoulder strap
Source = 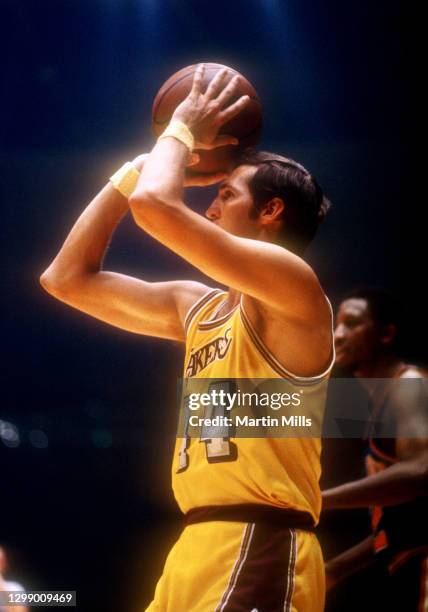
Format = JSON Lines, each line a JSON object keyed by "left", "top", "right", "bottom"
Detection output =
{"left": 184, "top": 289, "right": 226, "bottom": 336}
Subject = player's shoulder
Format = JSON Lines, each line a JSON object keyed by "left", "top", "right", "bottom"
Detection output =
{"left": 3, "top": 580, "right": 25, "bottom": 591}
{"left": 387, "top": 364, "right": 427, "bottom": 427}
{"left": 399, "top": 365, "right": 428, "bottom": 378}
{"left": 253, "top": 241, "right": 330, "bottom": 320}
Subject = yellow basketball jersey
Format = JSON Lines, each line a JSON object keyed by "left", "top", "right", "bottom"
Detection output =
{"left": 171, "top": 289, "right": 333, "bottom": 524}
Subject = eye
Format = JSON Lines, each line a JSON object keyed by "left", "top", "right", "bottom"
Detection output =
{"left": 343, "top": 317, "right": 359, "bottom": 328}
{"left": 222, "top": 189, "right": 233, "bottom": 200}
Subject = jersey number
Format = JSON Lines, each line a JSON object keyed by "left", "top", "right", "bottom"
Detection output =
{"left": 177, "top": 380, "right": 238, "bottom": 473}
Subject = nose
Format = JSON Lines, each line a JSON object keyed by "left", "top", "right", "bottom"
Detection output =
{"left": 334, "top": 323, "right": 346, "bottom": 345}
{"left": 205, "top": 199, "right": 221, "bottom": 221}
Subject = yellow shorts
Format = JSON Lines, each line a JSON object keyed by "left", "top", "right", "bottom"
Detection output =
{"left": 145, "top": 520, "right": 325, "bottom": 612}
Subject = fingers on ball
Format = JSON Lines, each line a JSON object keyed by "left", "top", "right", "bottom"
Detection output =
{"left": 191, "top": 64, "right": 205, "bottom": 96}
{"left": 215, "top": 75, "right": 242, "bottom": 108}
{"left": 205, "top": 68, "right": 230, "bottom": 99}
{"left": 218, "top": 95, "right": 251, "bottom": 124}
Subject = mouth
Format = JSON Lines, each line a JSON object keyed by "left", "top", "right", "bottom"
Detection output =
{"left": 334, "top": 345, "right": 348, "bottom": 359}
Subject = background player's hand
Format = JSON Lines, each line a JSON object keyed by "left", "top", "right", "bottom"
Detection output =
{"left": 171, "top": 64, "right": 250, "bottom": 150}
{"left": 324, "top": 563, "right": 340, "bottom": 591}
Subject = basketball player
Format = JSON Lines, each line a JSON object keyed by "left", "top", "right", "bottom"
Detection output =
{"left": 41, "top": 65, "right": 333, "bottom": 611}
{"left": 0, "top": 546, "right": 27, "bottom": 612}
{"left": 322, "top": 288, "right": 428, "bottom": 610}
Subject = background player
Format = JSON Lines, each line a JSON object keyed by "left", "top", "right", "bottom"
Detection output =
{"left": 323, "top": 288, "right": 428, "bottom": 610}
{"left": 41, "top": 65, "right": 333, "bottom": 610}
{"left": 0, "top": 546, "right": 27, "bottom": 612}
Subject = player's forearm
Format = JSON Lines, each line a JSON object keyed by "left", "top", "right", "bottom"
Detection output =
{"left": 40, "top": 183, "right": 129, "bottom": 295}
{"left": 325, "top": 535, "right": 375, "bottom": 589}
{"left": 322, "top": 458, "right": 428, "bottom": 508}
{"left": 131, "top": 137, "right": 188, "bottom": 210}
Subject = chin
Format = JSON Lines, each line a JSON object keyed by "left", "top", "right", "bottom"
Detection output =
{"left": 334, "top": 352, "right": 353, "bottom": 369}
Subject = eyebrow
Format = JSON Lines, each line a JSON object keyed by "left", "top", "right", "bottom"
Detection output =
{"left": 219, "top": 181, "right": 233, "bottom": 191}
{"left": 340, "top": 311, "right": 365, "bottom": 321}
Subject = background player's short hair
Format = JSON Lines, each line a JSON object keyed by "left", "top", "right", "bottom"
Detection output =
{"left": 238, "top": 148, "right": 331, "bottom": 254}
{"left": 344, "top": 287, "right": 401, "bottom": 328}
{"left": 343, "top": 287, "right": 403, "bottom": 353}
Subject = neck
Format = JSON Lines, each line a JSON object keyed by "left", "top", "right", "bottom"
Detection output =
{"left": 353, "top": 353, "right": 404, "bottom": 379}
{"left": 258, "top": 226, "right": 282, "bottom": 245}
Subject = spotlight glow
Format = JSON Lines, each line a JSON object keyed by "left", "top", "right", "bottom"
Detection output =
{"left": 0, "top": 419, "right": 20, "bottom": 448}
{"left": 29, "top": 429, "right": 49, "bottom": 449}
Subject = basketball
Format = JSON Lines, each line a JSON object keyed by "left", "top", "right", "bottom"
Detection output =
{"left": 152, "top": 63, "right": 262, "bottom": 174}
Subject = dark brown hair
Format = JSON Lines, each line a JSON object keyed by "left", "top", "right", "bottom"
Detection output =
{"left": 239, "top": 148, "right": 331, "bottom": 254}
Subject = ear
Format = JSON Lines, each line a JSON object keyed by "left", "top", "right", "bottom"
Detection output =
{"left": 380, "top": 324, "right": 397, "bottom": 347}
{"left": 260, "top": 197, "right": 284, "bottom": 224}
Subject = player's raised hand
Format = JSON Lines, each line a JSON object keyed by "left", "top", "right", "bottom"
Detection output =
{"left": 171, "top": 64, "right": 251, "bottom": 150}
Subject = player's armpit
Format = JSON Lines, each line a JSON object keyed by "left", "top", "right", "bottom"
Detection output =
{"left": 41, "top": 271, "right": 211, "bottom": 342}
{"left": 129, "top": 198, "right": 329, "bottom": 326}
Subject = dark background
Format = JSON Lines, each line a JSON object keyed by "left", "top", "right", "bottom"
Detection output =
{"left": 1, "top": 1, "right": 422, "bottom": 610}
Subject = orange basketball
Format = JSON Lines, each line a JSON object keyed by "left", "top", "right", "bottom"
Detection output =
{"left": 152, "top": 63, "right": 262, "bottom": 174}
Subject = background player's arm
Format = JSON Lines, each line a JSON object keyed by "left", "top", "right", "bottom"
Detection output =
{"left": 129, "top": 66, "right": 329, "bottom": 327}
{"left": 40, "top": 157, "right": 211, "bottom": 341}
{"left": 325, "top": 535, "right": 375, "bottom": 590}
{"left": 323, "top": 383, "right": 428, "bottom": 508}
